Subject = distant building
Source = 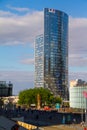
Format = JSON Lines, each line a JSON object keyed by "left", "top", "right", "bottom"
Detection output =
{"left": 70, "top": 79, "right": 87, "bottom": 87}
{"left": 70, "top": 79, "right": 87, "bottom": 109}
{"left": 35, "top": 8, "right": 69, "bottom": 99}
{"left": 3, "top": 95, "right": 19, "bottom": 104}
{"left": 0, "top": 81, "right": 13, "bottom": 97}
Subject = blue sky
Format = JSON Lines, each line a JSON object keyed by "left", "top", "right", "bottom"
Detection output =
{"left": 0, "top": 0, "right": 87, "bottom": 95}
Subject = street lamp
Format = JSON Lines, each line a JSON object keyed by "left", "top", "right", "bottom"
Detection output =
{"left": 83, "top": 91, "right": 87, "bottom": 124}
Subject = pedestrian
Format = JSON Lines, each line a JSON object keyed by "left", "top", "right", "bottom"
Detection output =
{"left": 11, "top": 124, "right": 20, "bottom": 130}
{"left": 62, "top": 115, "right": 65, "bottom": 124}
{"left": 73, "top": 118, "right": 76, "bottom": 124}
{"left": 67, "top": 115, "right": 71, "bottom": 124}
{"left": 84, "top": 127, "right": 86, "bottom": 130}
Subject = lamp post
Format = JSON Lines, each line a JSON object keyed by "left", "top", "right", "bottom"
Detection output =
{"left": 37, "top": 94, "right": 41, "bottom": 110}
{"left": 83, "top": 91, "right": 87, "bottom": 124}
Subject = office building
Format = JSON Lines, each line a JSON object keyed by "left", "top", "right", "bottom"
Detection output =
{"left": 0, "top": 81, "right": 13, "bottom": 97}
{"left": 35, "top": 8, "right": 68, "bottom": 99}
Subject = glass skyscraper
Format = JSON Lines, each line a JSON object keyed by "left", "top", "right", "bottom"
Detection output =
{"left": 35, "top": 8, "right": 68, "bottom": 99}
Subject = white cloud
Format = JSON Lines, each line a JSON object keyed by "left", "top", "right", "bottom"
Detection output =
{"left": 0, "top": 10, "right": 14, "bottom": 17}
{"left": 0, "top": 71, "right": 34, "bottom": 82}
{"left": 69, "top": 17, "right": 87, "bottom": 68}
{"left": 69, "top": 17, "right": 87, "bottom": 28}
{"left": 69, "top": 54, "right": 87, "bottom": 67}
{"left": 69, "top": 72, "right": 87, "bottom": 82}
{"left": 20, "top": 58, "right": 34, "bottom": 65}
{"left": 0, "top": 9, "right": 43, "bottom": 45}
{"left": 7, "top": 5, "right": 30, "bottom": 12}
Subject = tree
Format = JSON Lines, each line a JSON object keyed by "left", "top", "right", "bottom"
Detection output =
{"left": 54, "top": 96, "right": 62, "bottom": 104}
{"left": 18, "top": 88, "right": 62, "bottom": 108}
{"left": 18, "top": 87, "right": 54, "bottom": 107}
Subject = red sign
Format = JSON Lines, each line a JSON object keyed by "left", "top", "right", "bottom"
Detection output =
{"left": 83, "top": 91, "right": 87, "bottom": 98}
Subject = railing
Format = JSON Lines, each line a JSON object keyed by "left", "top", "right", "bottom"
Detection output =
{"left": 17, "top": 121, "right": 37, "bottom": 130}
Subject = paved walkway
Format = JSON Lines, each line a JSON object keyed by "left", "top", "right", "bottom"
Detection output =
{"left": 41, "top": 124, "right": 84, "bottom": 130}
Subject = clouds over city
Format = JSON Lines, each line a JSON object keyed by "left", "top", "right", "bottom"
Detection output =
{"left": 20, "top": 58, "right": 34, "bottom": 65}
{"left": 0, "top": 71, "right": 34, "bottom": 94}
{"left": 0, "top": 7, "right": 87, "bottom": 94}
{"left": 0, "top": 9, "right": 87, "bottom": 68}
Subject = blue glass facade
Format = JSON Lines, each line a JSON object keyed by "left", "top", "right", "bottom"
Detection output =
{"left": 35, "top": 35, "right": 44, "bottom": 88}
{"left": 35, "top": 8, "right": 68, "bottom": 99}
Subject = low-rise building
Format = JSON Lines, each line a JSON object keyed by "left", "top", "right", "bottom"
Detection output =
{"left": 0, "top": 81, "right": 13, "bottom": 97}
{"left": 70, "top": 79, "right": 87, "bottom": 109}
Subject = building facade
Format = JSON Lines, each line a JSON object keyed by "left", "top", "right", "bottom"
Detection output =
{"left": 35, "top": 8, "right": 68, "bottom": 99}
{"left": 35, "top": 35, "right": 44, "bottom": 88}
{"left": 70, "top": 86, "right": 87, "bottom": 109}
{"left": 70, "top": 79, "right": 87, "bottom": 109}
{"left": 0, "top": 81, "right": 13, "bottom": 97}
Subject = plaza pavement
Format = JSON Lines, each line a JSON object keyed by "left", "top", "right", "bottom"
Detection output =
{"left": 41, "top": 124, "right": 84, "bottom": 130}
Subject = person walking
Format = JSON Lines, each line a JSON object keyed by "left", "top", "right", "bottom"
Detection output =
{"left": 62, "top": 115, "right": 65, "bottom": 124}
{"left": 11, "top": 124, "right": 20, "bottom": 130}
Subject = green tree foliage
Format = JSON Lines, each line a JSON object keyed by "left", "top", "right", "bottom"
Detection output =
{"left": 18, "top": 87, "right": 62, "bottom": 107}
{"left": 54, "top": 96, "right": 62, "bottom": 104}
